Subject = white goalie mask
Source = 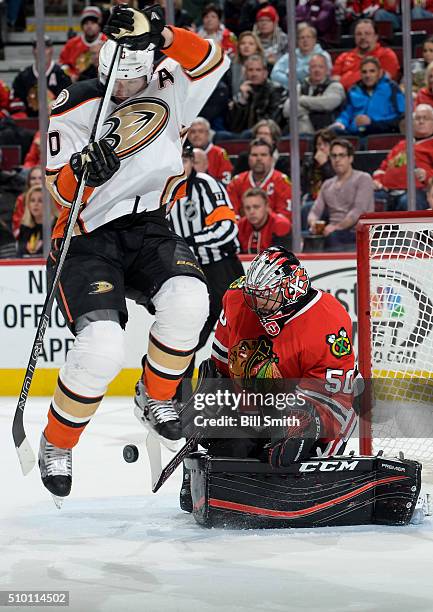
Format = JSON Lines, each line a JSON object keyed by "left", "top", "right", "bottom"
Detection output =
{"left": 98, "top": 40, "right": 154, "bottom": 87}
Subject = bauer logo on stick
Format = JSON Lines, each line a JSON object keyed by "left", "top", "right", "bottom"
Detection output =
{"left": 326, "top": 328, "right": 352, "bottom": 358}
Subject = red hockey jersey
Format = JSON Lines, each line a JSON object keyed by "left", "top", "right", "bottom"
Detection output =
{"left": 238, "top": 211, "right": 291, "bottom": 253}
{"left": 205, "top": 143, "right": 233, "bottom": 185}
{"left": 212, "top": 282, "right": 356, "bottom": 455}
{"left": 59, "top": 33, "right": 106, "bottom": 80}
{"left": 227, "top": 168, "right": 292, "bottom": 220}
{"left": 373, "top": 136, "right": 433, "bottom": 190}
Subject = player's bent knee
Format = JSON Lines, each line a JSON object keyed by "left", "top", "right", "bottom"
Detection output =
{"left": 152, "top": 276, "right": 209, "bottom": 348}
{"left": 60, "top": 320, "right": 125, "bottom": 397}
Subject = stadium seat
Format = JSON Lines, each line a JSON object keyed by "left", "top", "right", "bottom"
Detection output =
{"left": 353, "top": 150, "right": 387, "bottom": 175}
{"left": 0, "top": 145, "right": 21, "bottom": 170}
{"left": 412, "top": 19, "right": 433, "bottom": 35}
{"left": 220, "top": 138, "right": 310, "bottom": 157}
{"left": 367, "top": 133, "right": 401, "bottom": 150}
{"left": 14, "top": 118, "right": 39, "bottom": 131}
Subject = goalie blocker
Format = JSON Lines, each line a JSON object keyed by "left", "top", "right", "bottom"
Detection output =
{"left": 184, "top": 452, "right": 427, "bottom": 528}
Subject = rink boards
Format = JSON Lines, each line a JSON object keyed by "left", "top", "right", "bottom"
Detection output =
{"left": 0, "top": 255, "right": 358, "bottom": 395}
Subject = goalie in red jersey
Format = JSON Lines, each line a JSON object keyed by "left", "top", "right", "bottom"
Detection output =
{"left": 208, "top": 246, "right": 357, "bottom": 466}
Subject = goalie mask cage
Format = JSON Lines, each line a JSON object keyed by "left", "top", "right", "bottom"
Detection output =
{"left": 357, "top": 211, "right": 433, "bottom": 467}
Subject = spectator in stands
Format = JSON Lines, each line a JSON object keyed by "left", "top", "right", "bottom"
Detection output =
{"left": 301, "top": 128, "right": 337, "bottom": 227}
{"left": 412, "top": 0, "right": 433, "bottom": 19}
{"left": 188, "top": 117, "right": 233, "bottom": 185}
{"left": 295, "top": 0, "right": 337, "bottom": 46}
{"left": 332, "top": 56, "right": 404, "bottom": 136}
{"left": 231, "top": 31, "right": 265, "bottom": 95}
{"left": 23, "top": 131, "right": 41, "bottom": 169}
{"left": 197, "top": 3, "right": 237, "bottom": 58}
{"left": 336, "top": 1, "right": 380, "bottom": 27}
{"left": 59, "top": 6, "right": 107, "bottom": 82}
{"left": 414, "top": 61, "right": 433, "bottom": 109}
{"left": 270, "top": 23, "right": 332, "bottom": 87}
{"left": 78, "top": 39, "right": 105, "bottom": 81}
{"left": 192, "top": 148, "right": 209, "bottom": 173}
{"left": 372, "top": 104, "right": 433, "bottom": 210}
{"left": 238, "top": 187, "right": 291, "bottom": 253}
{"left": 17, "top": 185, "right": 45, "bottom": 257}
{"left": 232, "top": 118, "right": 289, "bottom": 175}
{"left": 411, "top": 35, "right": 433, "bottom": 94}
{"left": 253, "top": 5, "right": 288, "bottom": 67}
{"left": 10, "top": 36, "right": 71, "bottom": 118}
{"left": 332, "top": 19, "right": 400, "bottom": 92}
{"left": 307, "top": 138, "right": 374, "bottom": 250}
{"left": 282, "top": 54, "right": 345, "bottom": 135}
{"left": 0, "top": 81, "right": 10, "bottom": 119}
{"left": 224, "top": 0, "right": 245, "bottom": 36}
{"left": 225, "top": 54, "right": 286, "bottom": 136}
{"left": 12, "top": 165, "right": 42, "bottom": 238}
{"left": 239, "top": 0, "right": 286, "bottom": 32}
{"left": 227, "top": 138, "right": 292, "bottom": 219}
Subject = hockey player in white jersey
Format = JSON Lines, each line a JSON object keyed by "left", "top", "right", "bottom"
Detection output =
{"left": 39, "top": 4, "right": 230, "bottom": 499}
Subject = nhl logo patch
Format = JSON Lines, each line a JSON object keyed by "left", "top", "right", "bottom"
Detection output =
{"left": 326, "top": 328, "right": 351, "bottom": 358}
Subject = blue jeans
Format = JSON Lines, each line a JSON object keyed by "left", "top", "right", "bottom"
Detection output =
{"left": 374, "top": 9, "right": 401, "bottom": 30}
{"left": 375, "top": 189, "right": 428, "bottom": 211}
{"left": 324, "top": 229, "right": 356, "bottom": 252}
{"left": 412, "top": 6, "right": 433, "bottom": 19}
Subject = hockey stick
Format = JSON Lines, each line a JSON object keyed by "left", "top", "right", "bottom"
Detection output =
{"left": 12, "top": 43, "right": 123, "bottom": 476}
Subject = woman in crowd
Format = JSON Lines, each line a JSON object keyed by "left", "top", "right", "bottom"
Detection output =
{"left": 270, "top": 22, "right": 332, "bottom": 87}
{"left": 414, "top": 61, "right": 433, "bottom": 109}
{"left": 412, "top": 35, "right": 433, "bottom": 94}
{"left": 301, "top": 128, "right": 336, "bottom": 229}
{"left": 231, "top": 30, "right": 264, "bottom": 95}
{"left": 197, "top": 3, "right": 237, "bottom": 58}
{"left": 12, "top": 165, "right": 43, "bottom": 238}
{"left": 17, "top": 185, "right": 45, "bottom": 257}
{"left": 253, "top": 5, "right": 287, "bottom": 67}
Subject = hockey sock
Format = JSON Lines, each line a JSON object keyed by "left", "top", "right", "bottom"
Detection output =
{"left": 144, "top": 333, "right": 195, "bottom": 400}
{"left": 44, "top": 377, "right": 103, "bottom": 449}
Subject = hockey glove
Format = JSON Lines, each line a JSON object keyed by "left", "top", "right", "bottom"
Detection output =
{"left": 263, "top": 405, "right": 321, "bottom": 468}
{"left": 104, "top": 5, "right": 165, "bottom": 51}
{"left": 70, "top": 139, "right": 120, "bottom": 188}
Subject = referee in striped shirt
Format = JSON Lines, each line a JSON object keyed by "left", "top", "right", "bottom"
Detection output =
{"left": 170, "top": 145, "right": 244, "bottom": 353}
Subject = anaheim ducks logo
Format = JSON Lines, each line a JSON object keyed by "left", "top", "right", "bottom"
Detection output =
{"left": 89, "top": 281, "right": 114, "bottom": 295}
{"left": 103, "top": 97, "right": 170, "bottom": 160}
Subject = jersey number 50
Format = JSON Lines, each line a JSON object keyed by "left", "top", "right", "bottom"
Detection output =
{"left": 325, "top": 368, "right": 355, "bottom": 394}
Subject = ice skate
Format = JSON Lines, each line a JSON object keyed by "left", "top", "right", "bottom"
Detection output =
{"left": 38, "top": 433, "right": 72, "bottom": 508}
{"left": 134, "top": 380, "right": 183, "bottom": 450}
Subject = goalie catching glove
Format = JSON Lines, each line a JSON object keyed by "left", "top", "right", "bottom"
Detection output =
{"left": 104, "top": 5, "right": 165, "bottom": 51}
{"left": 70, "top": 139, "right": 120, "bottom": 188}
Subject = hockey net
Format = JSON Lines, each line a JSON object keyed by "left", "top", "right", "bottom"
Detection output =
{"left": 357, "top": 212, "right": 433, "bottom": 470}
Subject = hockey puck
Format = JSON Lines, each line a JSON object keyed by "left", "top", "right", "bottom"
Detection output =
{"left": 123, "top": 444, "right": 139, "bottom": 463}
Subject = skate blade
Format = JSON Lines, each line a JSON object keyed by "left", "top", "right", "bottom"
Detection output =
{"left": 134, "top": 406, "right": 182, "bottom": 452}
{"left": 51, "top": 494, "right": 64, "bottom": 510}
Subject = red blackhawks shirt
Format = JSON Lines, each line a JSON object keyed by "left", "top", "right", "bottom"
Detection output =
{"left": 373, "top": 136, "right": 433, "bottom": 190}
{"left": 238, "top": 211, "right": 292, "bottom": 254}
{"left": 227, "top": 168, "right": 292, "bottom": 220}
{"left": 205, "top": 143, "right": 233, "bottom": 185}
{"left": 59, "top": 33, "right": 107, "bottom": 80}
{"left": 212, "top": 281, "right": 356, "bottom": 456}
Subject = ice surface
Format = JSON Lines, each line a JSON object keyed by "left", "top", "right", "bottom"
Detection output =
{"left": 1, "top": 398, "right": 433, "bottom": 612}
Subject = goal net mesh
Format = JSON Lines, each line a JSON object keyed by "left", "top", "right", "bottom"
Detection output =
{"left": 366, "top": 221, "right": 433, "bottom": 468}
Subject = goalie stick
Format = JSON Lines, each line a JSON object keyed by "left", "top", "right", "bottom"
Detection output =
{"left": 12, "top": 43, "right": 123, "bottom": 476}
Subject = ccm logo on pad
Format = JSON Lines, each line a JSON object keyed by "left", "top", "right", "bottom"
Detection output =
{"left": 299, "top": 460, "right": 359, "bottom": 473}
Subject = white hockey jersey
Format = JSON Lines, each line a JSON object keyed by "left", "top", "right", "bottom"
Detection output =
{"left": 46, "top": 29, "right": 230, "bottom": 237}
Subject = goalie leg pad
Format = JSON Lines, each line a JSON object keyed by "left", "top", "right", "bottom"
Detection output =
{"left": 184, "top": 453, "right": 423, "bottom": 528}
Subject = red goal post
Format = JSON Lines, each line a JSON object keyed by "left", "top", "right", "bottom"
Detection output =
{"left": 357, "top": 211, "right": 433, "bottom": 460}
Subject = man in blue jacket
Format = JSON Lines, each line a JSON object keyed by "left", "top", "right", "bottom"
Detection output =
{"left": 332, "top": 56, "right": 404, "bottom": 135}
